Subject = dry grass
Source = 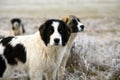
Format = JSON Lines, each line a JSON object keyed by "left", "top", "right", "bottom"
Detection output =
{"left": 65, "top": 17, "right": 120, "bottom": 80}
{"left": 0, "top": 0, "right": 120, "bottom": 77}
{"left": 0, "top": 16, "right": 120, "bottom": 80}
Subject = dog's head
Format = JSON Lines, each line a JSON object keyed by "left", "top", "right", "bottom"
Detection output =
{"left": 39, "top": 19, "right": 71, "bottom": 46}
{"left": 11, "top": 18, "right": 25, "bottom": 35}
{"left": 61, "top": 15, "right": 84, "bottom": 33}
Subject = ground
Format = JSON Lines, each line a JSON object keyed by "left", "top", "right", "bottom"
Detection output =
{"left": 0, "top": 0, "right": 120, "bottom": 80}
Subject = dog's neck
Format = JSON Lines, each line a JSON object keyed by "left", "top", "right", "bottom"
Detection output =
{"left": 66, "top": 33, "right": 78, "bottom": 50}
{"left": 68, "top": 33, "right": 77, "bottom": 44}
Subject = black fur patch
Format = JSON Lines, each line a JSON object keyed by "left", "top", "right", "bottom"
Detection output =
{"left": 39, "top": 19, "right": 54, "bottom": 46}
{"left": 4, "top": 44, "right": 26, "bottom": 65}
{"left": 0, "top": 55, "right": 6, "bottom": 77}
{"left": 69, "top": 19, "right": 79, "bottom": 32}
{"left": 0, "top": 37, "right": 14, "bottom": 46}
{"left": 11, "top": 18, "right": 21, "bottom": 25}
{"left": 58, "top": 20, "right": 71, "bottom": 46}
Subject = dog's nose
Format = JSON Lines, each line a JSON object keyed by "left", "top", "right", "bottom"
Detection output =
{"left": 54, "top": 38, "right": 60, "bottom": 44}
{"left": 80, "top": 25, "right": 84, "bottom": 31}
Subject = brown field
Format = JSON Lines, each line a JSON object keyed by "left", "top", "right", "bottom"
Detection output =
{"left": 0, "top": 0, "right": 120, "bottom": 80}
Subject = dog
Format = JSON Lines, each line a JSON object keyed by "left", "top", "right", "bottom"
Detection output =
{"left": 0, "top": 18, "right": 25, "bottom": 38}
{"left": 58, "top": 15, "right": 84, "bottom": 79}
{"left": 0, "top": 19, "right": 71, "bottom": 80}
{"left": 11, "top": 18, "right": 25, "bottom": 35}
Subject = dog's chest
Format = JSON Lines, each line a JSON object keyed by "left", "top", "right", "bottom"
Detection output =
{"left": 42, "top": 46, "right": 65, "bottom": 70}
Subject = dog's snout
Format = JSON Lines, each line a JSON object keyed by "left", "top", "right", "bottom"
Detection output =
{"left": 54, "top": 38, "right": 60, "bottom": 44}
{"left": 80, "top": 25, "right": 84, "bottom": 31}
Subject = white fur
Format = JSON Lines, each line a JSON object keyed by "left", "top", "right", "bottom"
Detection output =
{"left": 13, "top": 22, "right": 19, "bottom": 27}
{"left": 50, "top": 21, "right": 62, "bottom": 45}
{"left": 77, "top": 21, "right": 83, "bottom": 31}
{"left": 0, "top": 44, "right": 5, "bottom": 54}
{"left": 1, "top": 30, "right": 66, "bottom": 80}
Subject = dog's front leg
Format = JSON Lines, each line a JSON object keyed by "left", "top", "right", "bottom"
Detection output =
{"left": 45, "top": 68, "right": 57, "bottom": 80}
{"left": 29, "top": 69, "right": 43, "bottom": 80}
{"left": 58, "top": 51, "right": 70, "bottom": 80}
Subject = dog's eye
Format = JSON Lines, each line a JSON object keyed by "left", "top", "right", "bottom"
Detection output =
{"left": 72, "top": 19, "right": 76, "bottom": 23}
{"left": 49, "top": 30, "right": 53, "bottom": 34}
{"left": 59, "top": 29, "right": 63, "bottom": 33}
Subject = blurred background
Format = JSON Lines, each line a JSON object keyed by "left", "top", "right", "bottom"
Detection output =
{"left": 0, "top": 0, "right": 120, "bottom": 18}
{"left": 0, "top": 0, "right": 120, "bottom": 80}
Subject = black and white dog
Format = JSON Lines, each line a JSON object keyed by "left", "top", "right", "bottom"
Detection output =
{"left": 58, "top": 15, "right": 84, "bottom": 79}
{"left": 0, "top": 19, "right": 71, "bottom": 80}
{"left": 0, "top": 18, "right": 25, "bottom": 38}
{"left": 11, "top": 18, "right": 25, "bottom": 35}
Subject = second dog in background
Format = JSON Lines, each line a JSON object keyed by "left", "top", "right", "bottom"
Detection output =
{"left": 11, "top": 18, "right": 25, "bottom": 35}
{"left": 58, "top": 15, "right": 85, "bottom": 79}
{"left": 0, "top": 18, "right": 25, "bottom": 38}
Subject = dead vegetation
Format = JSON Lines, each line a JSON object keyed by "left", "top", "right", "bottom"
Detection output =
{"left": 0, "top": 17, "right": 120, "bottom": 80}
{"left": 64, "top": 17, "right": 120, "bottom": 80}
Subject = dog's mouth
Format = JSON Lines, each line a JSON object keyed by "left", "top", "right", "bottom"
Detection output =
{"left": 53, "top": 38, "right": 62, "bottom": 46}
{"left": 54, "top": 43, "right": 62, "bottom": 46}
{"left": 79, "top": 29, "right": 84, "bottom": 32}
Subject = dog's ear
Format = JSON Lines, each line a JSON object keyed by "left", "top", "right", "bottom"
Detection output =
{"left": 12, "top": 26, "right": 15, "bottom": 30}
{"left": 63, "top": 24, "right": 71, "bottom": 46}
{"left": 11, "top": 19, "right": 14, "bottom": 24}
{"left": 66, "top": 25, "right": 71, "bottom": 40}
{"left": 39, "top": 23, "right": 46, "bottom": 42}
{"left": 21, "top": 24, "right": 25, "bottom": 33}
{"left": 61, "top": 16, "right": 69, "bottom": 24}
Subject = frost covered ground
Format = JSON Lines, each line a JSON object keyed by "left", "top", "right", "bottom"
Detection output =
{"left": 0, "top": 0, "right": 120, "bottom": 80}
{"left": 0, "top": 16, "right": 120, "bottom": 80}
{"left": 66, "top": 17, "right": 120, "bottom": 80}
